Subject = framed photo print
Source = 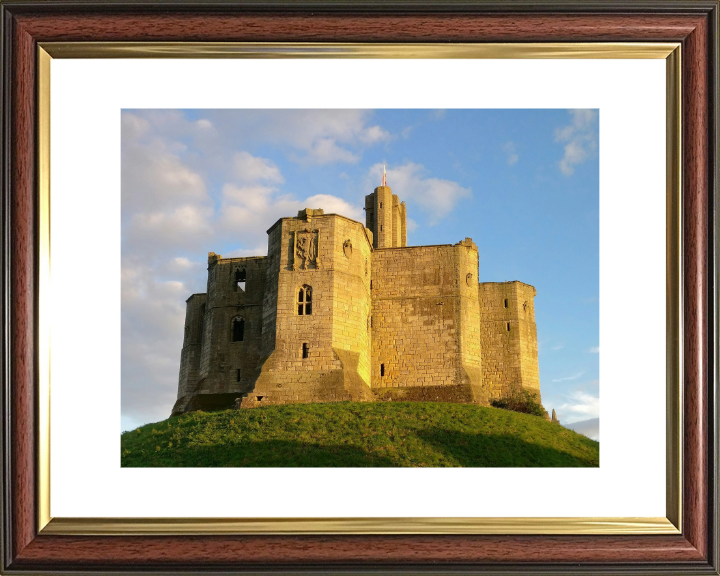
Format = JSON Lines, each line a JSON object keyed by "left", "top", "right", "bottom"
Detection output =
{"left": 1, "top": 1, "right": 717, "bottom": 574}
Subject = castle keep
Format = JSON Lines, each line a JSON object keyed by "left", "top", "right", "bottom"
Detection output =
{"left": 172, "top": 185, "right": 541, "bottom": 415}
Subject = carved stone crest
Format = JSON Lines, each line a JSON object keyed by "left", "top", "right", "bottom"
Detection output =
{"left": 293, "top": 229, "right": 320, "bottom": 270}
{"left": 343, "top": 239, "right": 353, "bottom": 258}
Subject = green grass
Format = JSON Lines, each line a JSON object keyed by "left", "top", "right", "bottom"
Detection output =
{"left": 121, "top": 402, "right": 599, "bottom": 467}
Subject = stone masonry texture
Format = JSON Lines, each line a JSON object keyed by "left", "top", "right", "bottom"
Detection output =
{"left": 172, "top": 186, "right": 542, "bottom": 415}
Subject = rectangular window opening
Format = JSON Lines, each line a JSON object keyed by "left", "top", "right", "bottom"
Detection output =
{"left": 236, "top": 369, "right": 241, "bottom": 382}
{"left": 302, "top": 343, "right": 309, "bottom": 359}
{"left": 504, "top": 298, "right": 508, "bottom": 308}
{"left": 256, "top": 396, "right": 264, "bottom": 401}
{"left": 238, "top": 281, "right": 246, "bottom": 291}
{"left": 380, "top": 363, "right": 385, "bottom": 377}
{"left": 298, "top": 305, "right": 304, "bottom": 316}
{"left": 232, "top": 319, "right": 245, "bottom": 342}
{"left": 507, "top": 322, "right": 511, "bottom": 331}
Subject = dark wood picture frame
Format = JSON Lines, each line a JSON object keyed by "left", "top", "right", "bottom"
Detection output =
{"left": 1, "top": 1, "right": 718, "bottom": 573}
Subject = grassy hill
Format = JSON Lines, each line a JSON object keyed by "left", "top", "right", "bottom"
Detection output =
{"left": 121, "top": 401, "right": 599, "bottom": 467}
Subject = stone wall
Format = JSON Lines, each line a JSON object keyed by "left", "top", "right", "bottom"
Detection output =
{"left": 198, "top": 254, "right": 267, "bottom": 393}
{"left": 371, "top": 245, "right": 457, "bottom": 391}
{"left": 370, "top": 239, "right": 484, "bottom": 403}
{"left": 245, "top": 211, "right": 374, "bottom": 407}
{"left": 478, "top": 281, "right": 540, "bottom": 400}
{"left": 177, "top": 293, "right": 206, "bottom": 399}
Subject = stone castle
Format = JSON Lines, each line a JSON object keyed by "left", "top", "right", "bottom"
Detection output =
{"left": 172, "top": 184, "right": 541, "bottom": 415}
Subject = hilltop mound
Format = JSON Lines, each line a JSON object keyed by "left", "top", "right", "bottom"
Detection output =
{"left": 121, "top": 402, "right": 599, "bottom": 468}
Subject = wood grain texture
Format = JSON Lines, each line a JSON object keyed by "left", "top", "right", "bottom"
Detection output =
{"left": 2, "top": 4, "right": 717, "bottom": 573}
{"left": 10, "top": 18, "right": 37, "bottom": 562}
{"left": 14, "top": 12, "right": 703, "bottom": 42}
{"left": 681, "top": 11, "right": 710, "bottom": 560}
{"left": 10, "top": 534, "right": 706, "bottom": 567}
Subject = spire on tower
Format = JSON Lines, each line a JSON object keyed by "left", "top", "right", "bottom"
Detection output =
{"left": 382, "top": 163, "right": 387, "bottom": 187}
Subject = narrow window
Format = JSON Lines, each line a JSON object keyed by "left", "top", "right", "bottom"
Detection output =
{"left": 380, "top": 363, "right": 385, "bottom": 377}
{"left": 236, "top": 368, "right": 241, "bottom": 382}
{"left": 232, "top": 317, "right": 245, "bottom": 342}
{"left": 504, "top": 298, "right": 508, "bottom": 308}
{"left": 506, "top": 322, "right": 511, "bottom": 332}
{"left": 370, "top": 280, "right": 373, "bottom": 289}
{"left": 235, "top": 268, "right": 246, "bottom": 292}
{"left": 380, "top": 202, "right": 383, "bottom": 208}
{"left": 302, "top": 343, "right": 309, "bottom": 359}
{"left": 380, "top": 225, "right": 383, "bottom": 232}
{"left": 298, "top": 285, "right": 312, "bottom": 315}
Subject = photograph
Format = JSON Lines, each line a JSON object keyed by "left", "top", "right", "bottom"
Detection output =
{"left": 120, "top": 108, "right": 599, "bottom": 467}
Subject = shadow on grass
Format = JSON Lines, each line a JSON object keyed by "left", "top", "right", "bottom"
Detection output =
{"left": 415, "top": 429, "right": 599, "bottom": 467}
{"left": 123, "top": 439, "right": 397, "bottom": 467}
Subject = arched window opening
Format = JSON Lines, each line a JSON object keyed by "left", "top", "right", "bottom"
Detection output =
{"left": 235, "top": 268, "right": 246, "bottom": 292}
{"left": 232, "top": 317, "right": 245, "bottom": 342}
{"left": 298, "top": 285, "right": 312, "bottom": 315}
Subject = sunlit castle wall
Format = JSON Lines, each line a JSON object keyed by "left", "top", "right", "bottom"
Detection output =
{"left": 244, "top": 209, "right": 374, "bottom": 407}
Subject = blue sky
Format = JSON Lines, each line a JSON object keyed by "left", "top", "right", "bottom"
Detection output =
{"left": 121, "top": 109, "right": 599, "bottom": 439}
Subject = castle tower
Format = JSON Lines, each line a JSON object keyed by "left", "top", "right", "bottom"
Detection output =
{"left": 477, "top": 281, "right": 541, "bottom": 402}
{"left": 243, "top": 208, "right": 375, "bottom": 407}
{"left": 364, "top": 168, "right": 407, "bottom": 249}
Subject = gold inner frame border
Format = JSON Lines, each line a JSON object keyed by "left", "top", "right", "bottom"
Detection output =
{"left": 36, "top": 41, "right": 682, "bottom": 536}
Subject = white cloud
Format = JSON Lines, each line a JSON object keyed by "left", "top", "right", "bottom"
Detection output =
{"left": 503, "top": 141, "right": 519, "bottom": 166}
{"left": 359, "top": 125, "right": 392, "bottom": 145}
{"left": 555, "top": 109, "right": 598, "bottom": 176}
{"left": 219, "top": 184, "right": 363, "bottom": 242}
{"left": 406, "top": 218, "right": 419, "bottom": 233}
{"left": 551, "top": 343, "right": 564, "bottom": 351}
{"left": 232, "top": 152, "right": 284, "bottom": 184}
{"left": 305, "top": 194, "right": 364, "bottom": 222}
{"left": 293, "top": 138, "right": 360, "bottom": 165}
{"left": 204, "top": 109, "right": 390, "bottom": 166}
{"left": 126, "top": 204, "right": 214, "bottom": 255}
{"left": 555, "top": 389, "right": 599, "bottom": 424}
{"left": 121, "top": 112, "right": 151, "bottom": 140}
{"left": 121, "top": 261, "right": 200, "bottom": 426}
{"left": 367, "top": 162, "right": 470, "bottom": 225}
{"left": 590, "top": 346, "right": 600, "bottom": 353}
{"left": 122, "top": 139, "right": 208, "bottom": 215}
{"left": 552, "top": 371, "right": 584, "bottom": 382}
